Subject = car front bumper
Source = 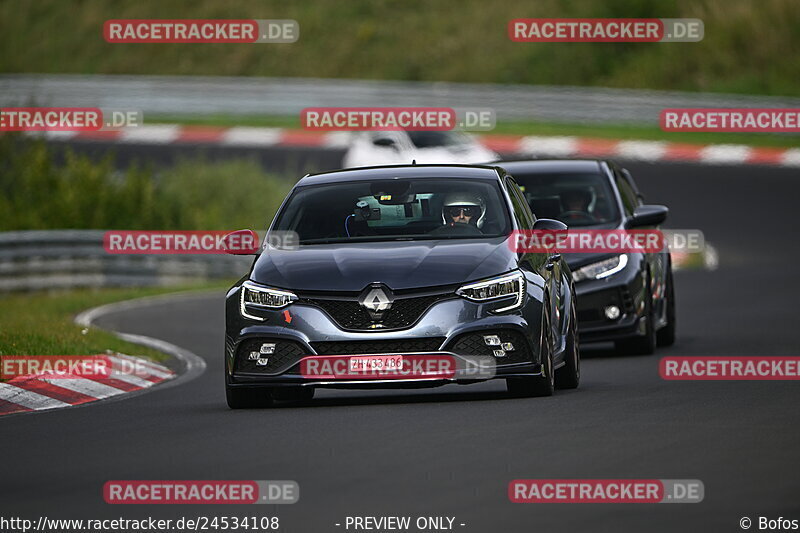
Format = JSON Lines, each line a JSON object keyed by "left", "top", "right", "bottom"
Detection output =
{"left": 225, "top": 282, "right": 545, "bottom": 389}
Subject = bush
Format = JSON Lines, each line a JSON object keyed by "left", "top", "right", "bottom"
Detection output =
{"left": 0, "top": 135, "right": 291, "bottom": 231}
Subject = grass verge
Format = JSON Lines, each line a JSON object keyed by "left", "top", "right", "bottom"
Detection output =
{"left": 0, "top": 283, "right": 233, "bottom": 375}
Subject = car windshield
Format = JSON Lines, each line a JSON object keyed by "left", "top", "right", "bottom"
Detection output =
{"left": 272, "top": 178, "right": 512, "bottom": 244}
{"left": 512, "top": 172, "right": 622, "bottom": 227}
{"left": 407, "top": 131, "right": 469, "bottom": 149}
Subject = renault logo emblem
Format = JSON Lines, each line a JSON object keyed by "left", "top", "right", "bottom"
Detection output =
{"left": 359, "top": 284, "right": 393, "bottom": 319}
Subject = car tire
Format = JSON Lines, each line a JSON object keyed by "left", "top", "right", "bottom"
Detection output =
{"left": 656, "top": 268, "right": 676, "bottom": 347}
{"left": 555, "top": 297, "right": 580, "bottom": 389}
{"left": 615, "top": 273, "right": 656, "bottom": 355}
{"left": 507, "top": 300, "right": 555, "bottom": 398}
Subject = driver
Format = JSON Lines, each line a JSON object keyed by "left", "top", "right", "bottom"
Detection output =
{"left": 560, "top": 189, "right": 592, "bottom": 220}
{"left": 430, "top": 192, "right": 486, "bottom": 235}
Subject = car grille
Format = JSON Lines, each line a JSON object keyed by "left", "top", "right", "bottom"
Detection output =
{"left": 235, "top": 338, "right": 308, "bottom": 375}
{"left": 303, "top": 293, "right": 454, "bottom": 331}
{"left": 447, "top": 330, "right": 532, "bottom": 365}
{"left": 311, "top": 337, "right": 446, "bottom": 356}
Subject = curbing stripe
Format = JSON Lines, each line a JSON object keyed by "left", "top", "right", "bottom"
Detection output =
{"left": 0, "top": 398, "right": 32, "bottom": 415}
{"left": 38, "top": 377, "right": 128, "bottom": 399}
{"left": 27, "top": 125, "right": 799, "bottom": 166}
{"left": 10, "top": 378, "right": 97, "bottom": 405}
{"left": 0, "top": 382, "right": 71, "bottom": 410}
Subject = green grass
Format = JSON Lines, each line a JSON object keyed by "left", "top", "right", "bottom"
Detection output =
{"left": 0, "top": 283, "right": 232, "bottom": 372}
{"left": 1, "top": 0, "right": 798, "bottom": 97}
{"left": 150, "top": 114, "right": 800, "bottom": 149}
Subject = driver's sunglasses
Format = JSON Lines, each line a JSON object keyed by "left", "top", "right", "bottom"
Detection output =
{"left": 446, "top": 206, "right": 480, "bottom": 218}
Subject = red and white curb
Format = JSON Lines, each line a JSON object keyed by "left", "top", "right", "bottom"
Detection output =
{"left": 0, "top": 354, "right": 174, "bottom": 416}
{"left": 26, "top": 126, "right": 800, "bottom": 167}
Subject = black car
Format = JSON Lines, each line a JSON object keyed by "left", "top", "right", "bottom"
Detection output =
{"left": 224, "top": 164, "right": 579, "bottom": 407}
{"left": 498, "top": 160, "right": 675, "bottom": 354}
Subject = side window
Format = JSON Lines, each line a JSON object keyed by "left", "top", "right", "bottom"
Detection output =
{"left": 505, "top": 178, "right": 535, "bottom": 230}
{"left": 614, "top": 172, "right": 638, "bottom": 217}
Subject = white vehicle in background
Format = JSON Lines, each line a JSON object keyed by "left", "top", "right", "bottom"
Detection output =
{"left": 342, "top": 130, "right": 498, "bottom": 168}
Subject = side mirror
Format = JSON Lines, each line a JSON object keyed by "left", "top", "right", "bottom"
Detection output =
{"left": 222, "top": 229, "right": 260, "bottom": 255}
{"left": 626, "top": 205, "right": 668, "bottom": 228}
{"left": 532, "top": 218, "right": 568, "bottom": 231}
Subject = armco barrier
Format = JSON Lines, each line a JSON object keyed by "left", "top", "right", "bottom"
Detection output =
{"left": 4, "top": 74, "right": 800, "bottom": 126}
{"left": 0, "top": 230, "right": 252, "bottom": 291}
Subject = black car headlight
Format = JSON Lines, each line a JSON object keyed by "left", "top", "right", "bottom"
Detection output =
{"left": 240, "top": 280, "right": 297, "bottom": 320}
{"left": 572, "top": 254, "right": 628, "bottom": 282}
{"left": 456, "top": 271, "right": 525, "bottom": 313}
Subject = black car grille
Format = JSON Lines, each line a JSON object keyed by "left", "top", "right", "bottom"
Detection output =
{"left": 311, "top": 337, "right": 445, "bottom": 356}
{"left": 235, "top": 338, "right": 308, "bottom": 374}
{"left": 447, "top": 330, "right": 533, "bottom": 365}
{"left": 304, "top": 294, "right": 454, "bottom": 331}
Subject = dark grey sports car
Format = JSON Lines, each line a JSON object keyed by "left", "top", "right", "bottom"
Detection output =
{"left": 224, "top": 164, "right": 579, "bottom": 407}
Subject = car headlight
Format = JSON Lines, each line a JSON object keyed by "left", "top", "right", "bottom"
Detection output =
{"left": 240, "top": 280, "right": 297, "bottom": 320}
{"left": 456, "top": 271, "right": 525, "bottom": 313}
{"left": 572, "top": 254, "right": 628, "bottom": 282}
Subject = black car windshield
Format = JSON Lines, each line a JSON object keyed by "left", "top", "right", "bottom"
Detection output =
{"left": 272, "top": 178, "right": 512, "bottom": 244}
{"left": 513, "top": 172, "right": 621, "bottom": 227}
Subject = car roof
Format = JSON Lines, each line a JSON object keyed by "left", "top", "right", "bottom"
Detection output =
{"left": 297, "top": 164, "right": 501, "bottom": 186}
{"left": 496, "top": 159, "right": 605, "bottom": 175}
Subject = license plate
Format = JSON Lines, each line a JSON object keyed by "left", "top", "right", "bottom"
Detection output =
{"left": 348, "top": 355, "right": 404, "bottom": 373}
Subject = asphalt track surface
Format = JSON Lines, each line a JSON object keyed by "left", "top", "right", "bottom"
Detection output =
{"left": 2, "top": 145, "right": 800, "bottom": 533}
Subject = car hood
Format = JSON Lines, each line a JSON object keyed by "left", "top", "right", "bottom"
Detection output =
{"left": 251, "top": 237, "right": 516, "bottom": 292}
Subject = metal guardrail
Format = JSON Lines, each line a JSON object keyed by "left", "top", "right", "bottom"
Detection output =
{"left": 0, "top": 230, "right": 252, "bottom": 291}
{"left": 3, "top": 74, "right": 800, "bottom": 126}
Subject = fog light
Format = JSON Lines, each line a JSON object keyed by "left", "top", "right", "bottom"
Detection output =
{"left": 604, "top": 305, "right": 621, "bottom": 320}
{"left": 248, "top": 351, "right": 260, "bottom": 361}
{"left": 256, "top": 358, "right": 269, "bottom": 366}
{"left": 260, "top": 343, "right": 276, "bottom": 355}
{"left": 493, "top": 349, "right": 506, "bottom": 358}
{"left": 483, "top": 335, "right": 501, "bottom": 346}
{"left": 501, "top": 342, "right": 514, "bottom": 351}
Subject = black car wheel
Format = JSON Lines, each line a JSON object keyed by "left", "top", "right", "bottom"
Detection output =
{"left": 507, "top": 298, "right": 555, "bottom": 398}
{"left": 615, "top": 272, "right": 656, "bottom": 355}
{"left": 656, "top": 268, "right": 676, "bottom": 347}
{"left": 555, "top": 296, "right": 580, "bottom": 389}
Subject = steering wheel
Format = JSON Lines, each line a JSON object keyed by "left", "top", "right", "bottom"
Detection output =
{"left": 558, "top": 211, "right": 598, "bottom": 224}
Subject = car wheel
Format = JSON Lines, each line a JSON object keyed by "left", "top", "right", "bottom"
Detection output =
{"left": 555, "top": 297, "right": 580, "bottom": 389}
{"left": 656, "top": 268, "right": 676, "bottom": 347}
{"left": 615, "top": 273, "right": 656, "bottom": 355}
{"left": 507, "top": 301, "right": 555, "bottom": 398}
